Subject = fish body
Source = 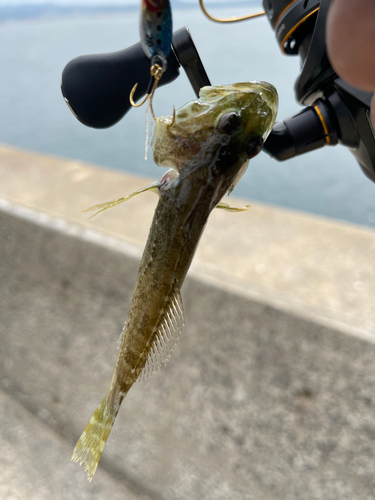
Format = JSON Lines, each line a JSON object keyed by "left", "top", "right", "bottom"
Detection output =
{"left": 72, "top": 82, "right": 278, "bottom": 481}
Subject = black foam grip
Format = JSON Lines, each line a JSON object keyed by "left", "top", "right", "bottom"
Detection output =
{"left": 61, "top": 41, "right": 180, "bottom": 129}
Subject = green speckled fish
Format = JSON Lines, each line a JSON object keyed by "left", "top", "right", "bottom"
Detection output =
{"left": 72, "top": 82, "right": 278, "bottom": 481}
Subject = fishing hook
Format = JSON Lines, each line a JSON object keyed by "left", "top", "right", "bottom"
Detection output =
{"left": 130, "top": 63, "right": 164, "bottom": 119}
{"left": 198, "top": 0, "right": 265, "bottom": 23}
{"left": 167, "top": 106, "right": 176, "bottom": 128}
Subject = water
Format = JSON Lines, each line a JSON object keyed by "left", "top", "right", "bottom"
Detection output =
{"left": 1, "top": 9, "right": 374, "bottom": 228}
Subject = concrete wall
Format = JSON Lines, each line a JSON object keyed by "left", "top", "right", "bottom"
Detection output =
{"left": 1, "top": 145, "right": 375, "bottom": 499}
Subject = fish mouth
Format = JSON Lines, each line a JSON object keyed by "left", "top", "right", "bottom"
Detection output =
{"left": 251, "top": 81, "right": 278, "bottom": 126}
{"left": 240, "top": 81, "right": 278, "bottom": 113}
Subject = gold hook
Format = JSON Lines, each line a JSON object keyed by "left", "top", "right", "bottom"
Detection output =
{"left": 199, "top": 0, "right": 265, "bottom": 23}
{"left": 130, "top": 63, "right": 164, "bottom": 119}
{"left": 167, "top": 106, "right": 176, "bottom": 128}
{"left": 129, "top": 84, "right": 148, "bottom": 108}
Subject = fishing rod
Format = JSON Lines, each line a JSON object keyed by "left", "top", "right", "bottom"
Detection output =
{"left": 61, "top": 0, "right": 375, "bottom": 183}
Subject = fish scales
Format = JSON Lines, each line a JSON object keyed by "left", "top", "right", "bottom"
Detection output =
{"left": 112, "top": 177, "right": 214, "bottom": 383}
{"left": 72, "top": 82, "right": 278, "bottom": 481}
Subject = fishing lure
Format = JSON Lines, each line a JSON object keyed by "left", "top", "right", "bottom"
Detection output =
{"left": 140, "top": 0, "right": 172, "bottom": 61}
{"left": 130, "top": 0, "right": 173, "bottom": 118}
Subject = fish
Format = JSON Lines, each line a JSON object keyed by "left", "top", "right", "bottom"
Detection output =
{"left": 72, "top": 81, "right": 278, "bottom": 481}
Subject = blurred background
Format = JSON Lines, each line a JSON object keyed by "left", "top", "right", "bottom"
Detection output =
{"left": 1, "top": 0, "right": 375, "bottom": 227}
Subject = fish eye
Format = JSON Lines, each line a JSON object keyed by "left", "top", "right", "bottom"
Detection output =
{"left": 217, "top": 112, "right": 241, "bottom": 134}
{"left": 247, "top": 136, "right": 263, "bottom": 159}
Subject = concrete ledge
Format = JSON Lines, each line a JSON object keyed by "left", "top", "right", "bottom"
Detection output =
{"left": 1, "top": 144, "right": 374, "bottom": 340}
{"left": 0, "top": 389, "right": 140, "bottom": 500}
{"left": 1, "top": 145, "right": 375, "bottom": 499}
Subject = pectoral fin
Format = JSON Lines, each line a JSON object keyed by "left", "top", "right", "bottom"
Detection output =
{"left": 216, "top": 202, "right": 250, "bottom": 212}
{"left": 83, "top": 182, "right": 159, "bottom": 219}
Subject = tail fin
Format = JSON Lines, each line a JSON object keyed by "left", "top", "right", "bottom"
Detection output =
{"left": 71, "top": 395, "right": 117, "bottom": 481}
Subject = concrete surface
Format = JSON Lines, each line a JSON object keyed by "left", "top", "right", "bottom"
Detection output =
{"left": 0, "top": 389, "right": 141, "bottom": 500}
{"left": 1, "top": 144, "right": 374, "bottom": 340}
{"left": 1, "top": 145, "right": 375, "bottom": 499}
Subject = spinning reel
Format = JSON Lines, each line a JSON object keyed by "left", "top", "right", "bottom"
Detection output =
{"left": 61, "top": 0, "right": 375, "bottom": 182}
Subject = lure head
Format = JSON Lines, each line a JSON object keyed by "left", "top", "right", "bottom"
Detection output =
{"left": 152, "top": 82, "right": 278, "bottom": 177}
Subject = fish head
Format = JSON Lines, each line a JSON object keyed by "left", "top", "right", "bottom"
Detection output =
{"left": 152, "top": 82, "right": 278, "bottom": 179}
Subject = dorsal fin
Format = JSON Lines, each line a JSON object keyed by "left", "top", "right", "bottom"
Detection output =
{"left": 137, "top": 287, "right": 185, "bottom": 382}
